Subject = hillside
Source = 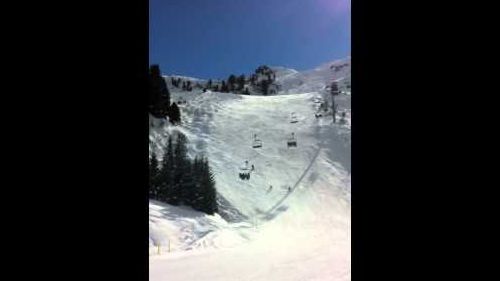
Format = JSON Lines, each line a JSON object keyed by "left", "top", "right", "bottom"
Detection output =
{"left": 149, "top": 58, "right": 351, "bottom": 281}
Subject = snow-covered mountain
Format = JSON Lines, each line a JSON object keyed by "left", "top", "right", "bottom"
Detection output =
{"left": 273, "top": 57, "right": 351, "bottom": 95}
{"left": 149, "top": 57, "right": 351, "bottom": 281}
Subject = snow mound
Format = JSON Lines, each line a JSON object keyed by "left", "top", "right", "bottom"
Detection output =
{"left": 149, "top": 200, "right": 251, "bottom": 255}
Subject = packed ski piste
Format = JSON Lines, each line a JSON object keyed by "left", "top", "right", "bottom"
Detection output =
{"left": 149, "top": 57, "right": 351, "bottom": 281}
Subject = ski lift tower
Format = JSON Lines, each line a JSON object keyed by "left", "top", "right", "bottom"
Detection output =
{"left": 331, "top": 81, "right": 340, "bottom": 123}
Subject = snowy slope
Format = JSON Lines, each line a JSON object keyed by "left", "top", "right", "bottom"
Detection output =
{"left": 275, "top": 57, "right": 351, "bottom": 95}
{"left": 149, "top": 58, "right": 351, "bottom": 281}
{"left": 270, "top": 66, "right": 299, "bottom": 78}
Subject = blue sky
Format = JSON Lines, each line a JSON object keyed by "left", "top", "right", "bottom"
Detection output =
{"left": 150, "top": 0, "right": 350, "bottom": 79}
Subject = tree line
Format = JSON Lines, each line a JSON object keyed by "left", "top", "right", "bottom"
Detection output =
{"left": 149, "top": 132, "right": 218, "bottom": 215}
{"left": 161, "top": 64, "right": 278, "bottom": 96}
{"left": 149, "top": 64, "right": 181, "bottom": 124}
{"left": 198, "top": 65, "right": 277, "bottom": 95}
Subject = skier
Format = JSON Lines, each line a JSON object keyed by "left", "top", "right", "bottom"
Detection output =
{"left": 268, "top": 185, "right": 273, "bottom": 193}
{"left": 251, "top": 164, "right": 255, "bottom": 171}
{"left": 288, "top": 186, "right": 291, "bottom": 192}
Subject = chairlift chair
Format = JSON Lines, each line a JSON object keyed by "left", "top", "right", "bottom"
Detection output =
{"left": 252, "top": 139, "right": 262, "bottom": 148}
{"left": 287, "top": 133, "right": 297, "bottom": 148}
{"left": 252, "top": 134, "right": 262, "bottom": 148}
{"left": 238, "top": 160, "right": 251, "bottom": 180}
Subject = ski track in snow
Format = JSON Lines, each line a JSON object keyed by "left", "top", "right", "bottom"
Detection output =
{"left": 149, "top": 59, "right": 351, "bottom": 281}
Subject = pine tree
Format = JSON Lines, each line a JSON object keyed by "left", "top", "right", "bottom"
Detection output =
{"left": 158, "top": 138, "right": 174, "bottom": 203}
{"left": 149, "top": 64, "right": 170, "bottom": 118}
{"left": 228, "top": 75, "right": 236, "bottom": 91}
{"left": 149, "top": 65, "right": 170, "bottom": 118}
{"left": 221, "top": 81, "right": 228, "bottom": 92}
{"left": 250, "top": 74, "right": 257, "bottom": 85}
{"left": 172, "top": 133, "right": 186, "bottom": 203}
{"left": 169, "top": 102, "right": 181, "bottom": 124}
{"left": 261, "top": 79, "right": 270, "bottom": 95}
{"left": 237, "top": 75, "right": 245, "bottom": 90}
{"left": 149, "top": 152, "right": 160, "bottom": 199}
{"left": 182, "top": 156, "right": 199, "bottom": 207}
{"left": 198, "top": 158, "right": 217, "bottom": 214}
{"left": 161, "top": 77, "right": 171, "bottom": 113}
{"left": 190, "top": 156, "right": 202, "bottom": 209}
